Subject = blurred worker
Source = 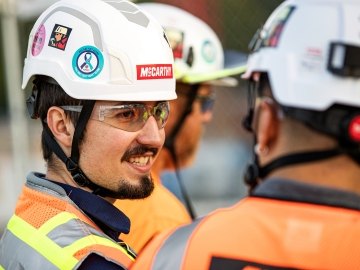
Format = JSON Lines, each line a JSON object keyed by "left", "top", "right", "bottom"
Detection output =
{"left": 0, "top": 0, "right": 175, "bottom": 269}
{"left": 114, "top": 3, "right": 246, "bottom": 253}
{"left": 131, "top": 0, "right": 360, "bottom": 269}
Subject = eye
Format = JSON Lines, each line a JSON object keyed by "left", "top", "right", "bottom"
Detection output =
{"left": 112, "top": 108, "right": 138, "bottom": 122}
{"left": 154, "top": 103, "right": 168, "bottom": 122}
{"left": 154, "top": 107, "right": 163, "bottom": 118}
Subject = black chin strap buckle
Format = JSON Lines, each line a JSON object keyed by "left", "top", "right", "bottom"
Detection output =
{"left": 243, "top": 163, "right": 260, "bottom": 193}
{"left": 65, "top": 158, "right": 88, "bottom": 187}
{"left": 26, "top": 88, "right": 40, "bottom": 119}
{"left": 72, "top": 171, "right": 89, "bottom": 187}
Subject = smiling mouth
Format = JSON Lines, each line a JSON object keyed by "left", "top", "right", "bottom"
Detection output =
{"left": 129, "top": 156, "right": 152, "bottom": 166}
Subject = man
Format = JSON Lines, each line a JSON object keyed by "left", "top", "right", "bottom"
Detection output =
{"left": 131, "top": 0, "right": 360, "bottom": 269}
{"left": 0, "top": 0, "right": 175, "bottom": 269}
{"left": 114, "top": 3, "right": 246, "bottom": 253}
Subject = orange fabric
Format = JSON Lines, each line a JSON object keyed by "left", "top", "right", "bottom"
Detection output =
{"left": 74, "top": 244, "right": 133, "bottom": 267}
{"left": 114, "top": 174, "right": 191, "bottom": 252}
{"left": 132, "top": 197, "right": 360, "bottom": 269}
{"left": 15, "top": 185, "right": 97, "bottom": 230}
{"left": 15, "top": 186, "right": 63, "bottom": 229}
{"left": 15, "top": 183, "right": 134, "bottom": 268}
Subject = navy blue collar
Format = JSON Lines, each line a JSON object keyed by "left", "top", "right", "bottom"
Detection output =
{"left": 49, "top": 180, "right": 130, "bottom": 241}
{"left": 253, "top": 178, "right": 360, "bottom": 211}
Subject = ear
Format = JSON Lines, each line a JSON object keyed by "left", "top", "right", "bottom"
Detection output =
{"left": 256, "top": 98, "right": 279, "bottom": 153}
{"left": 46, "top": 106, "right": 74, "bottom": 150}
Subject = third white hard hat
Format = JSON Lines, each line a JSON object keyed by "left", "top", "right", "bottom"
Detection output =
{"left": 243, "top": 0, "right": 360, "bottom": 111}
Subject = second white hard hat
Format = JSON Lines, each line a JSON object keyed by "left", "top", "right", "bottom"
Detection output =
{"left": 139, "top": 2, "right": 247, "bottom": 86}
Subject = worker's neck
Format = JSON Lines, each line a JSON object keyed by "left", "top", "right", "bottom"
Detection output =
{"left": 265, "top": 154, "right": 360, "bottom": 195}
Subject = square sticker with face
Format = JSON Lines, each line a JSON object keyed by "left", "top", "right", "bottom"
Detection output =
{"left": 164, "top": 27, "right": 184, "bottom": 59}
{"left": 48, "top": 24, "right": 72, "bottom": 51}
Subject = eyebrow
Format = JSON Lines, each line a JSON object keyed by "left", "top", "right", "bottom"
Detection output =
{"left": 99, "top": 101, "right": 147, "bottom": 107}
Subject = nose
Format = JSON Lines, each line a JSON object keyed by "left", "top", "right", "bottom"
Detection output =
{"left": 137, "top": 116, "right": 164, "bottom": 147}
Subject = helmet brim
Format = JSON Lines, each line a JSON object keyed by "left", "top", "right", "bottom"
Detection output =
{"left": 178, "top": 50, "right": 247, "bottom": 86}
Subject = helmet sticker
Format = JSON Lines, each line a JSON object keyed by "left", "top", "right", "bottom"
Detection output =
{"left": 249, "top": 6, "right": 295, "bottom": 52}
{"left": 32, "top": 24, "right": 46, "bottom": 56}
{"left": 164, "top": 27, "right": 184, "bottom": 59}
{"left": 201, "top": 40, "right": 216, "bottom": 63}
{"left": 48, "top": 24, "right": 72, "bottom": 51}
{"left": 72, "top": 46, "right": 104, "bottom": 79}
{"left": 264, "top": 6, "right": 295, "bottom": 47}
{"left": 137, "top": 64, "right": 173, "bottom": 80}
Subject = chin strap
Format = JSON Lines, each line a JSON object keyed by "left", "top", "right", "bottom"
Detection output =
{"left": 167, "top": 146, "right": 196, "bottom": 219}
{"left": 44, "top": 100, "right": 120, "bottom": 197}
{"left": 164, "top": 84, "right": 200, "bottom": 219}
{"left": 244, "top": 147, "right": 344, "bottom": 193}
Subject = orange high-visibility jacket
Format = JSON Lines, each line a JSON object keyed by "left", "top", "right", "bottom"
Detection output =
{"left": 131, "top": 179, "right": 360, "bottom": 270}
{"left": 114, "top": 174, "right": 191, "bottom": 253}
{"left": 0, "top": 174, "right": 135, "bottom": 270}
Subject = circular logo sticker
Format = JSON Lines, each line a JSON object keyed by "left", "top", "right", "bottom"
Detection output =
{"left": 201, "top": 40, "right": 216, "bottom": 63}
{"left": 72, "top": 45, "right": 104, "bottom": 79}
{"left": 32, "top": 24, "right": 46, "bottom": 56}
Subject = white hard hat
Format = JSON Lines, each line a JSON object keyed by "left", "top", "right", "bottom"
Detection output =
{"left": 138, "top": 2, "right": 246, "bottom": 86}
{"left": 23, "top": 0, "right": 176, "bottom": 101}
{"left": 243, "top": 0, "right": 360, "bottom": 111}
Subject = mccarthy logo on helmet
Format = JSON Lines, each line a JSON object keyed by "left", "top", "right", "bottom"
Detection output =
{"left": 137, "top": 64, "right": 173, "bottom": 80}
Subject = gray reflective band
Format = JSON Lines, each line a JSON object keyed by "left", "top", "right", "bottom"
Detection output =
{"left": 47, "top": 218, "right": 105, "bottom": 248}
{"left": 153, "top": 218, "right": 203, "bottom": 269}
{"left": 104, "top": 0, "right": 150, "bottom": 27}
{"left": 0, "top": 230, "right": 58, "bottom": 270}
{"left": 41, "top": 7, "right": 103, "bottom": 50}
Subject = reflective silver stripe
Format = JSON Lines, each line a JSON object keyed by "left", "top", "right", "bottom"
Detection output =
{"left": 40, "top": 7, "right": 103, "bottom": 50}
{"left": 47, "top": 218, "right": 105, "bottom": 248}
{"left": 152, "top": 218, "right": 203, "bottom": 270}
{"left": 104, "top": 0, "right": 150, "bottom": 27}
{"left": 0, "top": 229, "right": 58, "bottom": 270}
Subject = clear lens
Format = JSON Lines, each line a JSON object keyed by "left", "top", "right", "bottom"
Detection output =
{"left": 196, "top": 94, "right": 215, "bottom": 113}
{"left": 61, "top": 102, "right": 170, "bottom": 132}
{"left": 97, "top": 101, "right": 169, "bottom": 131}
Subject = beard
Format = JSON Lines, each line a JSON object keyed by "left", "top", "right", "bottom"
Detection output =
{"left": 85, "top": 145, "right": 157, "bottom": 199}
{"left": 110, "top": 174, "right": 155, "bottom": 199}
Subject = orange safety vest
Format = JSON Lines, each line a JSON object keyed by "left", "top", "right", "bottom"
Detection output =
{"left": 132, "top": 192, "right": 360, "bottom": 269}
{"left": 114, "top": 174, "right": 191, "bottom": 252}
{"left": 0, "top": 176, "right": 135, "bottom": 270}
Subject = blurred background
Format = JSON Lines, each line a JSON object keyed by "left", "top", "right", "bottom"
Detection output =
{"left": 0, "top": 0, "right": 283, "bottom": 232}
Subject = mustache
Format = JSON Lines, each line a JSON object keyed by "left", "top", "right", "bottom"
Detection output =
{"left": 121, "top": 145, "right": 158, "bottom": 162}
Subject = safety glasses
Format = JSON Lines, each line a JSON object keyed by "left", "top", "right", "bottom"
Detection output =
{"left": 61, "top": 101, "right": 170, "bottom": 132}
{"left": 177, "top": 88, "right": 216, "bottom": 113}
{"left": 195, "top": 94, "right": 215, "bottom": 113}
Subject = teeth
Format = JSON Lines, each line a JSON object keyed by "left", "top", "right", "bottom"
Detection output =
{"left": 129, "top": 156, "right": 151, "bottom": 166}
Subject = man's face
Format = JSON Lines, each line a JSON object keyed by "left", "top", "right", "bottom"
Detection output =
{"left": 55, "top": 32, "right": 63, "bottom": 42}
{"left": 78, "top": 100, "right": 166, "bottom": 199}
{"left": 165, "top": 83, "right": 214, "bottom": 168}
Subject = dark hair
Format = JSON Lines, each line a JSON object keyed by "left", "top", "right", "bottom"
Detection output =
{"left": 257, "top": 73, "right": 273, "bottom": 98}
{"left": 33, "top": 76, "right": 85, "bottom": 163}
{"left": 258, "top": 73, "right": 360, "bottom": 163}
